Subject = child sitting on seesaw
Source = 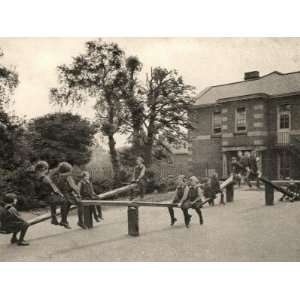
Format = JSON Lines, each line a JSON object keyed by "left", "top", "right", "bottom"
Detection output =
{"left": 0, "top": 193, "right": 30, "bottom": 246}
{"left": 279, "top": 178, "right": 300, "bottom": 202}
{"left": 168, "top": 175, "right": 204, "bottom": 228}
{"left": 129, "top": 156, "right": 146, "bottom": 201}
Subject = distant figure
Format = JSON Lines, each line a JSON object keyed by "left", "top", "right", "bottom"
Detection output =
{"left": 0, "top": 193, "right": 30, "bottom": 246}
{"left": 34, "top": 161, "right": 66, "bottom": 226}
{"left": 167, "top": 175, "right": 189, "bottom": 226}
{"left": 130, "top": 156, "right": 146, "bottom": 201}
{"left": 231, "top": 157, "right": 242, "bottom": 187}
{"left": 78, "top": 171, "right": 103, "bottom": 222}
{"left": 249, "top": 150, "right": 260, "bottom": 188}
{"left": 181, "top": 176, "right": 204, "bottom": 228}
{"left": 56, "top": 162, "right": 85, "bottom": 229}
{"left": 239, "top": 151, "right": 252, "bottom": 187}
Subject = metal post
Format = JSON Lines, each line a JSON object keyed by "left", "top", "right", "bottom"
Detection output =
{"left": 128, "top": 206, "right": 139, "bottom": 236}
{"left": 226, "top": 183, "right": 234, "bottom": 202}
{"left": 265, "top": 183, "right": 274, "bottom": 205}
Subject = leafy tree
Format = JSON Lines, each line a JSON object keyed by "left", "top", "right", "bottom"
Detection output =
{"left": 123, "top": 66, "right": 195, "bottom": 166}
{"left": 0, "top": 49, "right": 19, "bottom": 108}
{"left": 27, "top": 112, "right": 97, "bottom": 168}
{"left": 50, "top": 40, "right": 128, "bottom": 185}
{"left": 122, "top": 56, "right": 145, "bottom": 152}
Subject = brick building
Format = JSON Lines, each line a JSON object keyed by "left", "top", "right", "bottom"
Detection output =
{"left": 189, "top": 71, "right": 300, "bottom": 180}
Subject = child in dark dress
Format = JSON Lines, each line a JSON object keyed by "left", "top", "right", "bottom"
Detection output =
{"left": 0, "top": 193, "right": 30, "bottom": 246}
{"left": 78, "top": 171, "right": 103, "bottom": 222}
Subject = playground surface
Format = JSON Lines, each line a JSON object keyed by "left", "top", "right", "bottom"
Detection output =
{"left": 1, "top": 187, "right": 300, "bottom": 262}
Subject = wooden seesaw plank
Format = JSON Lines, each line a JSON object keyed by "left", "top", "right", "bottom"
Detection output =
{"left": 81, "top": 198, "right": 211, "bottom": 208}
{"left": 81, "top": 200, "right": 138, "bottom": 206}
{"left": 97, "top": 183, "right": 137, "bottom": 200}
{"left": 258, "top": 176, "right": 298, "bottom": 198}
{"left": 220, "top": 175, "right": 234, "bottom": 190}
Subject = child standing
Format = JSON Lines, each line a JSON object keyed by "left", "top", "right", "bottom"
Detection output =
{"left": 78, "top": 171, "right": 103, "bottom": 222}
{"left": 0, "top": 193, "right": 30, "bottom": 246}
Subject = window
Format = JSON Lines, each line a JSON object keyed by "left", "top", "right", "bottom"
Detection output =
{"left": 235, "top": 107, "right": 247, "bottom": 132}
{"left": 212, "top": 111, "right": 222, "bottom": 134}
{"left": 279, "top": 104, "right": 291, "bottom": 129}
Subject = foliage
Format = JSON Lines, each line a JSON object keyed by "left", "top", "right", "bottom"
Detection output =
{"left": 0, "top": 49, "right": 19, "bottom": 107}
{"left": 27, "top": 112, "right": 97, "bottom": 168}
{"left": 50, "top": 40, "right": 129, "bottom": 185}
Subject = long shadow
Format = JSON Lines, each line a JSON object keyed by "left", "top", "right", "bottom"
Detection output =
{"left": 46, "top": 224, "right": 188, "bottom": 258}
{"left": 30, "top": 220, "right": 127, "bottom": 242}
{"left": 239, "top": 201, "right": 289, "bottom": 214}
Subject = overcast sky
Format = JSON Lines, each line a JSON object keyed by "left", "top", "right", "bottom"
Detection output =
{"left": 2, "top": 37, "right": 300, "bottom": 121}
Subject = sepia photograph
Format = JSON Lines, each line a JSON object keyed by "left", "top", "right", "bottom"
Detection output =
{"left": 1, "top": 37, "right": 300, "bottom": 262}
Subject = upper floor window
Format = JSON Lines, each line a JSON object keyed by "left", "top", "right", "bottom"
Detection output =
{"left": 235, "top": 107, "right": 247, "bottom": 132}
{"left": 212, "top": 111, "right": 222, "bottom": 134}
{"left": 278, "top": 104, "right": 291, "bottom": 130}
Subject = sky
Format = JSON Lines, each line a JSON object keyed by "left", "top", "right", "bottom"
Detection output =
{"left": 2, "top": 38, "right": 300, "bottom": 121}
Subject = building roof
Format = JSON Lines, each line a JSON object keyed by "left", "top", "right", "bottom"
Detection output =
{"left": 194, "top": 71, "right": 300, "bottom": 106}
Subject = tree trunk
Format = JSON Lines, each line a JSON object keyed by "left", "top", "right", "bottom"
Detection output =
{"left": 144, "top": 139, "right": 153, "bottom": 167}
{"left": 108, "top": 133, "right": 121, "bottom": 187}
{"left": 144, "top": 117, "right": 155, "bottom": 167}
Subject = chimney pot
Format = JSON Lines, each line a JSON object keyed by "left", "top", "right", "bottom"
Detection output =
{"left": 244, "top": 71, "right": 260, "bottom": 80}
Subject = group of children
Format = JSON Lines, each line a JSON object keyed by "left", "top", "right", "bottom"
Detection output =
{"left": 0, "top": 160, "right": 102, "bottom": 246}
{"left": 0, "top": 155, "right": 228, "bottom": 246}
{"left": 168, "top": 173, "right": 225, "bottom": 228}
{"left": 230, "top": 150, "right": 260, "bottom": 188}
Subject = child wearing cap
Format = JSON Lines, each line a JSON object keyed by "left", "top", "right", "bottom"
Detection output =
{"left": 0, "top": 193, "right": 30, "bottom": 246}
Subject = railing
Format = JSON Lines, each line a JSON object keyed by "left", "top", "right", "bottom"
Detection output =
{"left": 276, "top": 132, "right": 290, "bottom": 145}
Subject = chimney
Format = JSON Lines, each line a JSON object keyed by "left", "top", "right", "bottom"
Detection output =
{"left": 244, "top": 71, "right": 260, "bottom": 81}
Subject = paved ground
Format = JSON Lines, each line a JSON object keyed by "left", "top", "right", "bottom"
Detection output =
{"left": 1, "top": 187, "right": 300, "bottom": 261}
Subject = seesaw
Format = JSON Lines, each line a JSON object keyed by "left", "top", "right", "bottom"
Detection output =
{"left": 26, "top": 182, "right": 213, "bottom": 237}
{"left": 258, "top": 175, "right": 300, "bottom": 206}
{"left": 27, "top": 183, "right": 138, "bottom": 226}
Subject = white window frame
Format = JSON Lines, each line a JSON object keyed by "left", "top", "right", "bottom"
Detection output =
{"left": 235, "top": 106, "right": 247, "bottom": 133}
{"left": 212, "top": 111, "right": 222, "bottom": 135}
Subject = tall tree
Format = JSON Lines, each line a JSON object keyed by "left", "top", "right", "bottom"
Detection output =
{"left": 123, "top": 56, "right": 145, "bottom": 152}
{"left": 50, "top": 40, "right": 128, "bottom": 185}
{"left": 27, "top": 113, "right": 97, "bottom": 168}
